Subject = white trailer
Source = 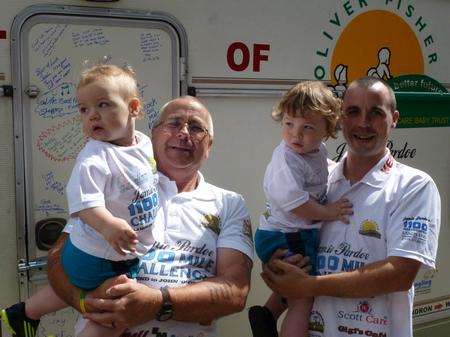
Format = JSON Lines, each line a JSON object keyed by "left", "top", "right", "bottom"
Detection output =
{"left": 0, "top": 1, "right": 449, "bottom": 336}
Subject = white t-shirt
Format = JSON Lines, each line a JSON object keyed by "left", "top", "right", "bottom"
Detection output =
{"left": 66, "top": 131, "right": 159, "bottom": 261}
{"left": 121, "top": 172, "right": 254, "bottom": 337}
{"left": 309, "top": 151, "right": 441, "bottom": 337}
{"left": 259, "top": 141, "right": 328, "bottom": 232}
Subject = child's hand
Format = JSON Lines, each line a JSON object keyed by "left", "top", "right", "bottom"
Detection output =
{"left": 102, "top": 218, "right": 138, "bottom": 255}
{"left": 326, "top": 198, "right": 353, "bottom": 224}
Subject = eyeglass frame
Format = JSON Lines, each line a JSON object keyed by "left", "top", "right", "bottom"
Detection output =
{"left": 154, "top": 116, "right": 210, "bottom": 142}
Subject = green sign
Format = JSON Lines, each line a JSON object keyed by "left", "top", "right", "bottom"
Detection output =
{"left": 388, "top": 75, "right": 450, "bottom": 128}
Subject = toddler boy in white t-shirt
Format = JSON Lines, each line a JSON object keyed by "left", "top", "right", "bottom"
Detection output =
{"left": 250, "top": 81, "right": 353, "bottom": 337}
{"left": 1, "top": 64, "right": 159, "bottom": 337}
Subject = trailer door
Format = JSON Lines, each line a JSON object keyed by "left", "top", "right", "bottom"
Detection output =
{"left": 10, "top": 5, "right": 187, "bottom": 335}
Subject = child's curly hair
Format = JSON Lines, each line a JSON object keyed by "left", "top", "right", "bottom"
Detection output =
{"left": 272, "top": 81, "right": 341, "bottom": 139}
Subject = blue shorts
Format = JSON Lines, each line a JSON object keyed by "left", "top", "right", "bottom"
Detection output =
{"left": 61, "top": 238, "right": 139, "bottom": 291}
{"left": 254, "top": 228, "right": 319, "bottom": 275}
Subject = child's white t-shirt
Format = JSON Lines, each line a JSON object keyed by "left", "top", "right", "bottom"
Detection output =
{"left": 66, "top": 131, "right": 159, "bottom": 261}
{"left": 259, "top": 140, "right": 328, "bottom": 232}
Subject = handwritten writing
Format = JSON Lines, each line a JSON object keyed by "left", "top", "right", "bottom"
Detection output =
{"left": 35, "top": 57, "right": 71, "bottom": 90}
{"left": 35, "top": 82, "right": 78, "bottom": 119}
{"left": 143, "top": 97, "right": 159, "bottom": 129}
{"left": 37, "top": 308, "right": 77, "bottom": 337}
{"left": 140, "top": 32, "right": 161, "bottom": 62}
{"left": 138, "top": 83, "right": 148, "bottom": 99}
{"left": 36, "top": 115, "right": 86, "bottom": 162}
{"left": 35, "top": 199, "right": 66, "bottom": 217}
{"left": 72, "top": 28, "right": 110, "bottom": 47}
{"left": 42, "top": 171, "right": 65, "bottom": 196}
{"left": 32, "top": 25, "right": 68, "bottom": 58}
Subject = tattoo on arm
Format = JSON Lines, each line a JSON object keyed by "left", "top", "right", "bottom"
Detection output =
{"left": 209, "top": 282, "right": 233, "bottom": 304}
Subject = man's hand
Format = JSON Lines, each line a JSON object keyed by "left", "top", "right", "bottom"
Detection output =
{"left": 84, "top": 275, "right": 130, "bottom": 312}
{"left": 102, "top": 217, "right": 138, "bottom": 255}
{"left": 261, "top": 249, "right": 313, "bottom": 299}
{"left": 84, "top": 279, "right": 162, "bottom": 329}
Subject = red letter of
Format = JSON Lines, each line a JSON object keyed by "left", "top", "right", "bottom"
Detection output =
{"left": 227, "top": 42, "right": 250, "bottom": 71}
{"left": 253, "top": 44, "right": 270, "bottom": 72}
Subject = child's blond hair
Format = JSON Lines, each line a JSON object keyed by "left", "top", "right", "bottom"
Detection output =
{"left": 272, "top": 81, "right": 341, "bottom": 139}
{"left": 77, "top": 64, "right": 143, "bottom": 118}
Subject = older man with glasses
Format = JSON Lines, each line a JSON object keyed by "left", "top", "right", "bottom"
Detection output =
{"left": 46, "top": 96, "right": 254, "bottom": 337}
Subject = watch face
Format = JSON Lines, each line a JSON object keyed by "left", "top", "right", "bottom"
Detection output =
{"left": 157, "top": 307, "right": 173, "bottom": 321}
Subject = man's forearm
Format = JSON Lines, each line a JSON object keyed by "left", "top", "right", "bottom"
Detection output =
{"left": 83, "top": 248, "right": 253, "bottom": 329}
{"left": 170, "top": 249, "right": 252, "bottom": 324}
{"left": 170, "top": 276, "right": 249, "bottom": 324}
{"left": 310, "top": 256, "right": 421, "bottom": 298}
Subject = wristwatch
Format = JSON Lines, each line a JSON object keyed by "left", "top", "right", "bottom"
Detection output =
{"left": 156, "top": 286, "right": 174, "bottom": 321}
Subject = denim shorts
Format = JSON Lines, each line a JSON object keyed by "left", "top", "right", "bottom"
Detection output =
{"left": 254, "top": 228, "right": 319, "bottom": 275}
{"left": 61, "top": 237, "right": 139, "bottom": 291}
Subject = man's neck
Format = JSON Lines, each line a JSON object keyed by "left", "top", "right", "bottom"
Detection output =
{"left": 344, "top": 149, "right": 387, "bottom": 185}
{"left": 176, "top": 173, "right": 199, "bottom": 192}
{"left": 160, "top": 167, "right": 199, "bottom": 193}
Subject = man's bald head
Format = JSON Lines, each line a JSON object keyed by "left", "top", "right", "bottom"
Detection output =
{"left": 155, "top": 96, "right": 214, "bottom": 138}
{"left": 344, "top": 76, "right": 397, "bottom": 113}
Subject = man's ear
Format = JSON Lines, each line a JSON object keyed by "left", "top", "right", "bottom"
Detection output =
{"left": 203, "top": 138, "right": 213, "bottom": 160}
{"left": 129, "top": 98, "right": 141, "bottom": 117}
{"left": 392, "top": 110, "right": 400, "bottom": 128}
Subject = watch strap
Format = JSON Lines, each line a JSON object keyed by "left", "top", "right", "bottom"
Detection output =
{"left": 156, "top": 286, "right": 173, "bottom": 321}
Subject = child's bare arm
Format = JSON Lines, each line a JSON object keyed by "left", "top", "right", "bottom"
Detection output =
{"left": 77, "top": 207, "right": 138, "bottom": 255}
{"left": 291, "top": 198, "right": 353, "bottom": 224}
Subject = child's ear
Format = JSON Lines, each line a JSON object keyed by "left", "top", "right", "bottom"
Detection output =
{"left": 129, "top": 98, "right": 141, "bottom": 117}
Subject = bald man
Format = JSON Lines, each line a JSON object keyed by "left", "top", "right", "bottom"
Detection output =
{"left": 47, "top": 96, "right": 254, "bottom": 337}
{"left": 262, "top": 77, "right": 441, "bottom": 337}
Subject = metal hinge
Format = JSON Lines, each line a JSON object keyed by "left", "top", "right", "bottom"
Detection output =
{"left": 0, "top": 85, "right": 13, "bottom": 97}
{"left": 17, "top": 257, "right": 48, "bottom": 273}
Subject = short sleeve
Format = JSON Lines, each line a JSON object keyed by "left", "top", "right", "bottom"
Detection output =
{"left": 265, "top": 149, "right": 310, "bottom": 212}
{"left": 387, "top": 177, "right": 441, "bottom": 268}
{"left": 217, "top": 193, "right": 254, "bottom": 260}
{"left": 66, "top": 156, "right": 110, "bottom": 215}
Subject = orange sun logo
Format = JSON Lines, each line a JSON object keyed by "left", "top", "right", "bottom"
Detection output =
{"left": 330, "top": 10, "right": 424, "bottom": 95}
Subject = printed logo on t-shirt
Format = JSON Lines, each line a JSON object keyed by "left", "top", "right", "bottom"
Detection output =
{"left": 128, "top": 186, "right": 159, "bottom": 230}
{"left": 359, "top": 219, "right": 381, "bottom": 239}
{"left": 338, "top": 325, "right": 387, "bottom": 337}
{"left": 336, "top": 301, "right": 389, "bottom": 326}
{"left": 137, "top": 240, "right": 215, "bottom": 285}
{"left": 121, "top": 327, "right": 166, "bottom": 337}
{"left": 201, "top": 214, "right": 221, "bottom": 235}
{"left": 309, "top": 310, "right": 325, "bottom": 335}
{"left": 148, "top": 156, "right": 157, "bottom": 174}
{"left": 262, "top": 202, "right": 271, "bottom": 220}
{"left": 317, "top": 242, "right": 370, "bottom": 274}
{"left": 380, "top": 155, "right": 394, "bottom": 173}
{"left": 402, "top": 216, "right": 430, "bottom": 245}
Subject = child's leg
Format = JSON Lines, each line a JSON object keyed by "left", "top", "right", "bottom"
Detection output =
{"left": 249, "top": 292, "right": 287, "bottom": 337}
{"left": 265, "top": 292, "right": 288, "bottom": 321}
{"left": 25, "top": 284, "right": 67, "bottom": 319}
{"left": 1, "top": 285, "right": 67, "bottom": 337}
{"left": 77, "top": 320, "right": 124, "bottom": 337}
{"left": 280, "top": 297, "right": 313, "bottom": 337}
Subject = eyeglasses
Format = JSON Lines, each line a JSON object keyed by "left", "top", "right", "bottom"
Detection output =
{"left": 157, "top": 117, "right": 209, "bottom": 141}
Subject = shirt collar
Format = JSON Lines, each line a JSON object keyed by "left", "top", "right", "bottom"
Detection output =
{"left": 158, "top": 171, "right": 216, "bottom": 201}
{"left": 329, "top": 149, "right": 395, "bottom": 188}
